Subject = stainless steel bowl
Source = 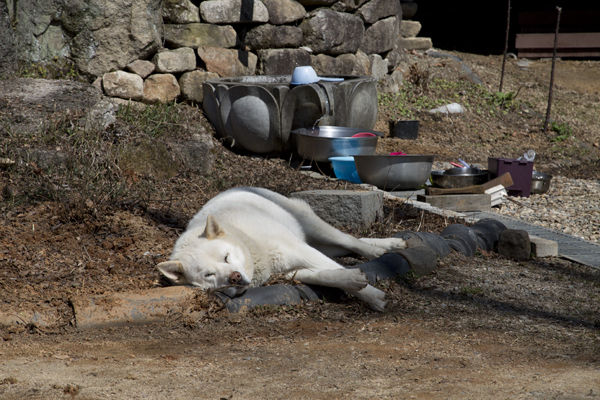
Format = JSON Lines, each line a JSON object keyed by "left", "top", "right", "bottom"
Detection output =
{"left": 291, "top": 126, "right": 381, "bottom": 162}
{"left": 531, "top": 171, "right": 552, "bottom": 194}
{"left": 430, "top": 167, "right": 489, "bottom": 188}
{"left": 354, "top": 155, "right": 434, "bottom": 190}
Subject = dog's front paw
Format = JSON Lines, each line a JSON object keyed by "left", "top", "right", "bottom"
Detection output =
{"left": 340, "top": 268, "right": 369, "bottom": 291}
{"left": 360, "top": 237, "right": 407, "bottom": 254}
{"left": 354, "top": 284, "right": 387, "bottom": 312}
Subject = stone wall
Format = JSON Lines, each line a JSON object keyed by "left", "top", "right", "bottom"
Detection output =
{"left": 2, "top": 0, "right": 431, "bottom": 104}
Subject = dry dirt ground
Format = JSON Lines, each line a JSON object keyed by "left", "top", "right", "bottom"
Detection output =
{"left": 1, "top": 51, "right": 599, "bottom": 399}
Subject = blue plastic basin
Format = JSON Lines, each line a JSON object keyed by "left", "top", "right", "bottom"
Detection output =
{"left": 329, "top": 156, "right": 361, "bottom": 183}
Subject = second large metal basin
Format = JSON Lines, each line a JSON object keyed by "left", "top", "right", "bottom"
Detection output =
{"left": 354, "top": 155, "right": 435, "bottom": 190}
{"left": 291, "top": 126, "right": 381, "bottom": 162}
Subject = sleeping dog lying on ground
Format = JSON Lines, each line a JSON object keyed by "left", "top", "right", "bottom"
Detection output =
{"left": 156, "top": 187, "right": 407, "bottom": 311}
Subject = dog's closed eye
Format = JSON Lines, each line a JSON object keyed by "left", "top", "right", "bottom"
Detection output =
{"left": 224, "top": 254, "right": 230, "bottom": 263}
{"left": 204, "top": 272, "right": 215, "bottom": 278}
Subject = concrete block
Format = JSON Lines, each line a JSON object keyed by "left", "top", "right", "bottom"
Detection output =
{"left": 530, "top": 235, "right": 559, "bottom": 258}
{"left": 290, "top": 190, "right": 383, "bottom": 230}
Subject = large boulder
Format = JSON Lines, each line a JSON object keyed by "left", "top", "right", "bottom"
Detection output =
{"left": 62, "top": 0, "right": 163, "bottom": 77}
{"left": 197, "top": 47, "right": 257, "bottom": 77}
{"left": 179, "top": 70, "right": 219, "bottom": 103}
{"left": 9, "top": 0, "right": 162, "bottom": 76}
{"left": 360, "top": 16, "right": 399, "bottom": 55}
{"left": 200, "top": 0, "right": 269, "bottom": 23}
{"left": 102, "top": 71, "right": 144, "bottom": 100}
{"left": 261, "top": 0, "right": 306, "bottom": 24}
{"left": 331, "top": 0, "right": 370, "bottom": 12}
{"left": 300, "top": 9, "right": 364, "bottom": 56}
{"left": 245, "top": 25, "right": 303, "bottom": 50}
{"left": 162, "top": 0, "right": 200, "bottom": 23}
{"left": 357, "top": 0, "right": 402, "bottom": 24}
{"left": 153, "top": 47, "right": 196, "bottom": 73}
{"left": 257, "top": 49, "right": 311, "bottom": 75}
{"left": 142, "top": 74, "right": 181, "bottom": 104}
{"left": 164, "top": 23, "right": 238, "bottom": 49}
{"left": 0, "top": 1, "right": 16, "bottom": 75}
{"left": 310, "top": 51, "right": 370, "bottom": 76}
{"left": 296, "top": 0, "right": 336, "bottom": 5}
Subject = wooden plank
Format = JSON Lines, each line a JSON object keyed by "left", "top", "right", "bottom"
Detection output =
{"left": 517, "top": 49, "right": 600, "bottom": 58}
{"left": 515, "top": 32, "right": 600, "bottom": 49}
{"left": 417, "top": 194, "right": 491, "bottom": 212}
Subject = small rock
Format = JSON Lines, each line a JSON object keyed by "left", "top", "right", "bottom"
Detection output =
{"left": 498, "top": 229, "right": 531, "bottom": 261}
{"left": 429, "top": 102, "right": 465, "bottom": 114}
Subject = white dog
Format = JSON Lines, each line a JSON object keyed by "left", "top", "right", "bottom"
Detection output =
{"left": 156, "top": 187, "right": 407, "bottom": 311}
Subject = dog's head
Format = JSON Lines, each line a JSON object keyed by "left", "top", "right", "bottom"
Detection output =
{"left": 156, "top": 215, "right": 251, "bottom": 297}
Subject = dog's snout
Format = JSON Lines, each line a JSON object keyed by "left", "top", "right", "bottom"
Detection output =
{"left": 228, "top": 271, "right": 242, "bottom": 284}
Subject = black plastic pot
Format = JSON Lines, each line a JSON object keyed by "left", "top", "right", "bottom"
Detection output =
{"left": 389, "top": 119, "right": 419, "bottom": 139}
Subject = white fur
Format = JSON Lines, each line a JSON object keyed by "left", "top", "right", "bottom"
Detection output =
{"left": 157, "top": 187, "right": 407, "bottom": 311}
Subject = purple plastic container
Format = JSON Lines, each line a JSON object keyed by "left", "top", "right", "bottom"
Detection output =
{"left": 488, "top": 157, "right": 534, "bottom": 197}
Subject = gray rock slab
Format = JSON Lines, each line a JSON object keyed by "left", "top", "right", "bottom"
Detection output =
{"left": 245, "top": 24, "right": 304, "bottom": 50}
{"left": 162, "top": 0, "right": 200, "bottom": 23}
{"left": 262, "top": 0, "right": 306, "bottom": 24}
{"left": 301, "top": 9, "right": 364, "bottom": 56}
{"left": 164, "top": 23, "right": 238, "bottom": 48}
{"left": 179, "top": 70, "right": 219, "bottom": 103}
{"left": 360, "top": 16, "right": 399, "bottom": 55}
{"left": 290, "top": 190, "right": 383, "bottom": 230}
{"left": 357, "top": 0, "right": 402, "bottom": 24}
{"left": 258, "top": 48, "right": 311, "bottom": 75}
{"left": 200, "top": 0, "right": 269, "bottom": 23}
{"left": 198, "top": 46, "right": 257, "bottom": 77}
{"left": 153, "top": 47, "right": 196, "bottom": 73}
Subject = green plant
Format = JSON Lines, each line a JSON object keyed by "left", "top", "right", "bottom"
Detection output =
{"left": 459, "top": 286, "right": 484, "bottom": 296}
{"left": 488, "top": 91, "right": 517, "bottom": 109}
{"left": 550, "top": 121, "right": 573, "bottom": 142}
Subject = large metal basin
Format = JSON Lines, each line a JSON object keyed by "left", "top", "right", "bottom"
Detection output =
{"left": 291, "top": 126, "right": 380, "bottom": 162}
{"left": 354, "top": 155, "right": 434, "bottom": 190}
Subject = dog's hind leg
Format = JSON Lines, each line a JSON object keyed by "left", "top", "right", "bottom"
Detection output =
{"left": 284, "top": 198, "right": 396, "bottom": 259}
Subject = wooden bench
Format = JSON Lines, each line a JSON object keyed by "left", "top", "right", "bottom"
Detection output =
{"left": 515, "top": 32, "right": 600, "bottom": 58}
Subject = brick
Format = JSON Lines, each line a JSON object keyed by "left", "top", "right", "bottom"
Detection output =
{"left": 530, "top": 235, "right": 559, "bottom": 258}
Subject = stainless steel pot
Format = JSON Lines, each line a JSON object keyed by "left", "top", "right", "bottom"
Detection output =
{"left": 531, "top": 171, "right": 552, "bottom": 194}
{"left": 430, "top": 167, "right": 489, "bottom": 188}
{"left": 291, "top": 126, "right": 381, "bottom": 162}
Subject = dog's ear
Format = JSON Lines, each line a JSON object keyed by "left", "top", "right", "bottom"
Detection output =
{"left": 156, "top": 260, "right": 186, "bottom": 283}
{"left": 201, "top": 215, "right": 224, "bottom": 239}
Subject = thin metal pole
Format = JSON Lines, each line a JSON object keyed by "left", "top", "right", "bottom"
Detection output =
{"left": 499, "top": 0, "right": 511, "bottom": 92}
{"left": 544, "top": 6, "right": 562, "bottom": 132}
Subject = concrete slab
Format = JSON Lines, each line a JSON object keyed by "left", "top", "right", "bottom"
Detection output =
{"left": 530, "top": 235, "right": 559, "bottom": 258}
{"left": 291, "top": 189, "right": 383, "bottom": 230}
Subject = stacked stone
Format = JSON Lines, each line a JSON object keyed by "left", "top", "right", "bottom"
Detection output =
{"left": 98, "top": 0, "right": 433, "bottom": 104}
